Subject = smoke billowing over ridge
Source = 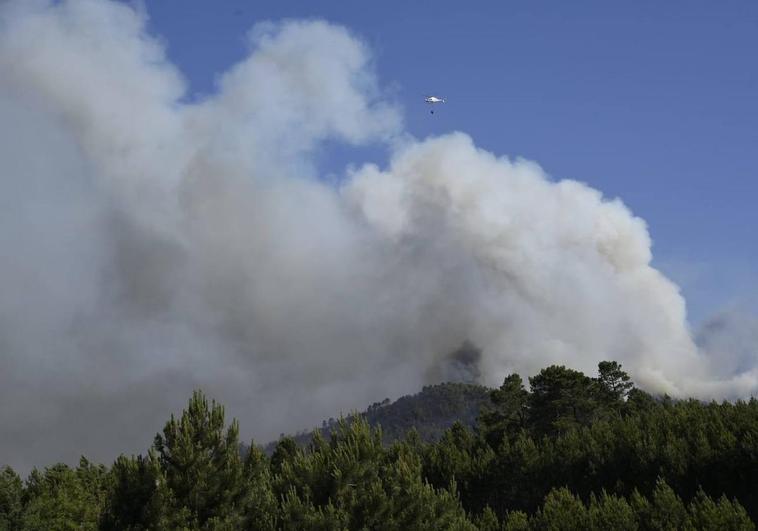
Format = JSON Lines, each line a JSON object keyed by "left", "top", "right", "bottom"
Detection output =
{"left": 0, "top": 0, "right": 755, "bottom": 471}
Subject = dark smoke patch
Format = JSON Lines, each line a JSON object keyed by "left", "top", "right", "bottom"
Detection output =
{"left": 432, "top": 340, "right": 482, "bottom": 384}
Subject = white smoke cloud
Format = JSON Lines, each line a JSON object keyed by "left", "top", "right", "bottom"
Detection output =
{"left": 346, "top": 134, "right": 711, "bottom": 396}
{"left": 0, "top": 0, "right": 754, "bottom": 472}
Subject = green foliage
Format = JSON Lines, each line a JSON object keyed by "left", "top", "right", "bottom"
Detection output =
{"left": 152, "top": 390, "right": 249, "bottom": 528}
{"left": 279, "top": 488, "right": 348, "bottom": 530}
{"left": 104, "top": 390, "right": 274, "bottom": 530}
{"left": 502, "top": 510, "right": 530, "bottom": 530}
{"left": 531, "top": 487, "right": 589, "bottom": 530}
{"left": 642, "top": 478, "right": 691, "bottom": 530}
{"left": 240, "top": 445, "right": 278, "bottom": 530}
{"left": 500, "top": 483, "right": 755, "bottom": 530}
{"left": 270, "top": 416, "right": 475, "bottom": 529}
{"left": 0, "top": 466, "right": 23, "bottom": 531}
{"left": 101, "top": 452, "right": 171, "bottom": 530}
{"left": 597, "top": 361, "right": 634, "bottom": 403}
{"left": 473, "top": 506, "right": 500, "bottom": 531}
{"left": 521, "top": 482, "right": 756, "bottom": 530}
{"left": 20, "top": 459, "right": 108, "bottom": 530}
{"left": 422, "top": 421, "right": 496, "bottom": 514}
{"left": 365, "top": 382, "right": 490, "bottom": 444}
{"left": 480, "top": 374, "right": 529, "bottom": 447}
{"left": 689, "top": 489, "right": 755, "bottom": 530}
{"left": 267, "top": 382, "right": 492, "bottom": 455}
{"left": 587, "top": 490, "right": 637, "bottom": 531}
{"left": 624, "top": 387, "right": 658, "bottom": 415}
{"left": 7, "top": 361, "right": 758, "bottom": 528}
{"left": 529, "top": 365, "right": 597, "bottom": 437}
{"left": 271, "top": 436, "right": 300, "bottom": 477}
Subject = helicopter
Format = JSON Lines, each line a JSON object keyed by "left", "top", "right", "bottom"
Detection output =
{"left": 424, "top": 95, "right": 445, "bottom": 113}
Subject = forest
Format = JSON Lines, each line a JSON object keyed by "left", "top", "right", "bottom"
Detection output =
{"left": 262, "top": 380, "right": 491, "bottom": 453}
{"left": 1, "top": 361, "right": 757, "bottom": 530}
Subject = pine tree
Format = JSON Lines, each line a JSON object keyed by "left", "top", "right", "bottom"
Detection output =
{"left": 239, "top": 444, "right": 278, "bottom": 531}
{"left": 279, "top": 487, "right": 348, "bottom": 531}
{"left": 152, "top": 390, "right": 249, "bottom": 528}
{"left": 529, "top": 366, "right": 596, "bottom": 437}
{"left": 20, "top": 461, "right": 106, "bottom": 530}
{"left": 502, "top": 510, "right": 529, "bottom": 531}
{"left": 531, "top": 487, "right": 589, "bottom": 530}
{"left": 644, "top": 478, "right": 691, "bottom": 530}
{"left": 473, "top": 506, "right": 500, "bottom": 531}
{"left": 587, "top": 490, "right": 637, "bottom": 531}
{"left": 596, "top": 361, "right": 634, "bottom": 403}
{"left": 101, "top": 452, "right": 173, "bottom": 530}
{"left": 270, "top": 437, "right": 300, "bottom": 477}
{"left": 688, "top": 489, "right": 755, "bottom": 531}
{"left": 480, "top": 374, "right": 529, "bottom": 447}
{"left": 0, "top": 466, "right": 23, "bottom": 531}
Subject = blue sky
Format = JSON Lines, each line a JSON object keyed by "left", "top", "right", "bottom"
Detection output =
{"left": 141, "top": 0, "right": 757, "bottom": 325}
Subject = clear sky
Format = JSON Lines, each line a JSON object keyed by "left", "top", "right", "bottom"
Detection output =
{"left": 141, "top": 0, "right": 757, "bottom": 325}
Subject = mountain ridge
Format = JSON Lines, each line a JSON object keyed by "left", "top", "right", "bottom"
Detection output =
{"left": 263, "top": 381, "right": 491, "bottom": 454}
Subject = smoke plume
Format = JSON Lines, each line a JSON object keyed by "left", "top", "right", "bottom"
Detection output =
{"left": 0, "top": 0, "right": 755, "bottom": 472}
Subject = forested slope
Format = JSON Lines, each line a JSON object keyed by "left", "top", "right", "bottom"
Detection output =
{"left": 263, "top": 381, "right": 491, "bottom": 453}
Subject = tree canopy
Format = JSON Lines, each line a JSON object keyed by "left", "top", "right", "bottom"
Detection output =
{"left": 1, "top": 361, "right": 756, "bottom": 529}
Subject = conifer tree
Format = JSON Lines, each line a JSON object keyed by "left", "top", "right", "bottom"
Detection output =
{"left": 0, "top": 466, "right": 23, "bottom": 530}
{"left": 643, "top": 478, "right": 691, "bottom": 530}
{"left": 473, "top": 506, "right": 500, "bottom": 531}
{"left": 502, "top": 510, "right": 529, "bottom": 530}
{"left": 689, "top": 489, "right": 755, "bottom": 531}
{"left": 596, "top": 361, "right": 634, "bottom": 403}
{"left": 101, "top": 452, "right": 172, "bottom": 530}
{"left": 529, "top": 365, "right": 596, "bottom": 436}
{"left": 587, "top": 490, "right": 637, "bottom": 531}
{"left": 152, "top": 390, "right": 249, "bottom": 528}
{"left": 480, "top": 374, "right": 529, "bottom": 447}
{"left": 239, "top": 444, "right": 278, "bottom": 531}
{"left": 20, "top": 461, "right": 105, "bottom": 530}
{"left": 531, "top": 487, "right": 589, "bottom": 530}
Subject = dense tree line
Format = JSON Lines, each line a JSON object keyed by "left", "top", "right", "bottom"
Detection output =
{"left": 1, "top": 362, "right": 757, "bottom": 529}
{"left": 424, "top": 362, "right": 758, "bottom": 525}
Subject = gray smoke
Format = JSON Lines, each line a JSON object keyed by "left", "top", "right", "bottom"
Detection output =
{"left": 0, "top": 0, "right": 755, "bottom": 473}
{"left": 435, "top": 341, "right": 483, "bottom": 384}
{"left": 696, "top": 310, "right": 758, "bottom": 382}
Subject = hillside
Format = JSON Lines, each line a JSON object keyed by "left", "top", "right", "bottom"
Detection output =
{"left": 264, "top": 381, "right": 491, "bottom": 453}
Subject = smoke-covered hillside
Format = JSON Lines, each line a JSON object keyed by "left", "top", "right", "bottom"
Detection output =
{"left": 263, "top": 381, "right": 491, "bottom": 454}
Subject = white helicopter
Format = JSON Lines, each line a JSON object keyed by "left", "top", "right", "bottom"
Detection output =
{"left": 424, "top": 95, "right": 446, "bottom": 113}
